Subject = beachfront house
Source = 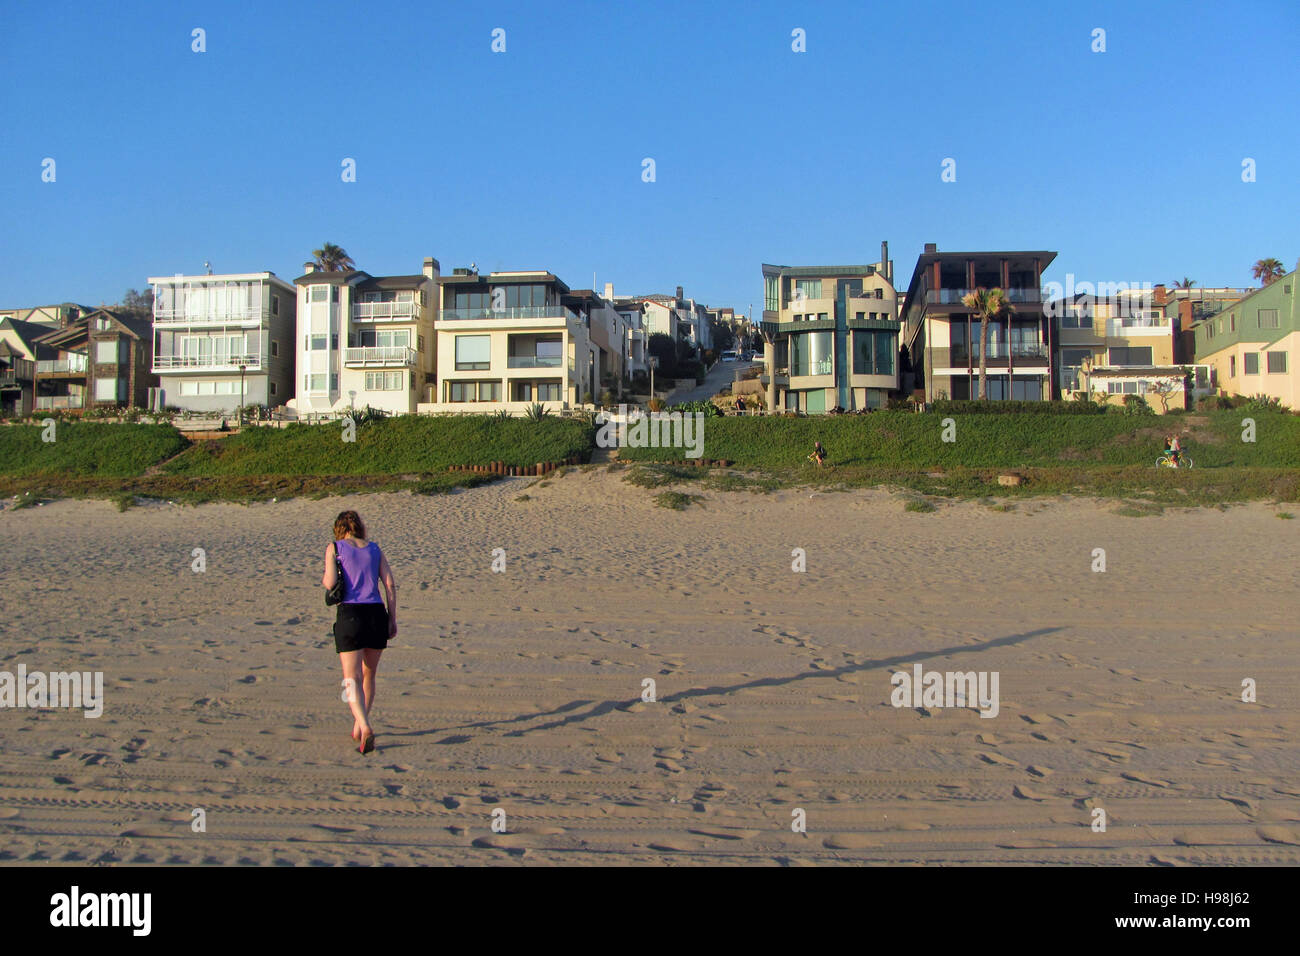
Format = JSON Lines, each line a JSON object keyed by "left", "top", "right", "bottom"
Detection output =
{"left": 758, "top": 246, "right": 901, "bottom": 412}
{"left": 32, "top": 308, "right": 155, "bottom": 411}
{"left": 418, "top": 268, "right": 593, "bottom": 414}
{"left": 1192, "top": 266, "right": 1299, "bottom": 409}
{"left": 900, "top": 244, "right": 1057, "bottom": 402}
{"left": 149, "top": 271, "right": 297, "bottom": 413}
{"left": 291, "top": 259, "right": 438, "bottom": 417}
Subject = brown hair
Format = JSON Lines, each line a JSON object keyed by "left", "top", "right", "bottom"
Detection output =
{"left": 333, "top": 510, "right": 366, "bottom": 541}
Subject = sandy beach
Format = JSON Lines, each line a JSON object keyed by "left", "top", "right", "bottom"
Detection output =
{"left": 1, "top": 469, "right": 1297, "bottom": 866}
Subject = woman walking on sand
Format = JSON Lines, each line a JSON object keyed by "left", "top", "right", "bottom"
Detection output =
{"left": 322, "top": 510, "right": 397, "bottom": 755}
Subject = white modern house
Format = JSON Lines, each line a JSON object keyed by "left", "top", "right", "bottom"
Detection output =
{"left": 290, "top": 259, "right": 438, "bottom": 417}
{"left": 417, "top": 268, "right": 593, "bottom": 414}
{"left": 149, "top": 272, "right": 297, "bottom": 412}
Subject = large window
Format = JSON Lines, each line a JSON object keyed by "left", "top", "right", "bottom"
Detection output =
{"left": 364, "top": 371, "right": 405, "bottom": 391}
{"left": 309, "top": 285, "right": 329, "bottom": 302}
{"left": 1258, "top": 309, "right": 1280, "bottom": 329}
{"left": 1244, "top": 352, "right": 1259, "bottom": 375}
{"left": 455, "top": 335, "right": 491, "bottom": 370}
{"left": 503, "top": 284, "right": 547, "bottom": 309}
{"left": 352, "top": 329, "right": 410, "bottom": 349}
{"left": 791, "top": 331, "right": 833, "bottom": 376}
{"left": 453, "top": 290, "right": 491, "bottom": 311}
{"left": 94, "top": 339, "right": 121, "bottom": 364}
{"left": 94, "top": 376, "right": 120, "bottom": 402}
{"left": 794, "top": 279, "right": 822, "bottom": 302}
{"left": 1108, "top": 346, "right": 1152, "bottom": 367}
{"left": 1267, "top": 351, "right": 1288, "bottom": 374}
{"left": 853, "top": 331, "right": 894, "bottom": 375}
{"left": 764, "top": 275, "right": 779, "bottom": 314}
{"left": 448, "top": 381, "right": 501, "bottom": 403}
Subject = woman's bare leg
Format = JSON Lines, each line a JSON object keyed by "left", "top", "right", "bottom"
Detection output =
{"left": 339, "top": 650, "right": 370, "bottom": 741}
{"left": 361, "top": 647, "right": 383, "bottom": 717}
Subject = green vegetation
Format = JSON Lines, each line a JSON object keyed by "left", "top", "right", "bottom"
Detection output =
{"left": 904, "top": 499, "right": 937, "bottom": 513}
{"left": 0, "top": 423, "right": 189, "bottom": 477}
{"left": 161, "top": 416, "right": 592, "bottom": 476}
{"left": 615, "top": 410, "right": 1300, "bottom": 469}
{"left": 0, "top": 417, "right": 589, "bottom": 504}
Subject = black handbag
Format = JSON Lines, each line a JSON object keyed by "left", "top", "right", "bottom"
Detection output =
{"left": 325, "top": 543, "right": 345, "bottom": 606}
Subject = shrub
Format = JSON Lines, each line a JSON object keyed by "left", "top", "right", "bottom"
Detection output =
{"left": 1243, "top": 394, "right": 1290, "bottom": 414}
{"left": 525, "top": 402, "right": 551, "bottom": 421}
{"left": 1122, "top": 395, "right": 1155, "bottom": 416}
{"left": 669, "top": 399, "right": 723, "bottom": 417}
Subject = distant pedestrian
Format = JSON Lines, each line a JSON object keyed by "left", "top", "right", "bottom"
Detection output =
{"left": 808, "top": 440, "right": 827, "bottom": 467}
{"left": 322, "top": 510, "right": 398, "bottom": 755}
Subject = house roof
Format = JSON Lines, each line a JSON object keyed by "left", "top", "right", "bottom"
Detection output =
{"left": 354, "top": 275, "right": 427, "bottom": 292}
{"left": 33, "top": 308, "right": 148, "bottom": 347}
{"left": 294, "top": 269, "right": 369, "bottom": 286}
{"left": 1188, "top": 268, "right": 1296, "bottom": 327}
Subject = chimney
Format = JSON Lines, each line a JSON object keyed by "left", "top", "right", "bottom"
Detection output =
{"left": 881, "top": 240, "right": 891, "bottom": 282}
{"left": 304, "top": 261, "right": 316, "bottom": 274}
{"left": 423, "top": 256, "right": 440, "bottom": 283}
{"left": 675, "top": 285, "right": 684, "bottom": 301}
{"left": 924, "top": 243, "right": 937, "bottom": 254}
{"left": 604, "top": 282, "right": 614, "bottom": 301}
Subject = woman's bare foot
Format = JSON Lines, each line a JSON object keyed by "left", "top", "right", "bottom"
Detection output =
{"left": 359, "top": 730, "right": 375, "bottom": 755}
{"left": 351, "top": 722, "right": 362, "bottom": 741}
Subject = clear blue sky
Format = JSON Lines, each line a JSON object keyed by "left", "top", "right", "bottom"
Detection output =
{"left": 2, "top": 0, "right": 1296, "bottom": 315}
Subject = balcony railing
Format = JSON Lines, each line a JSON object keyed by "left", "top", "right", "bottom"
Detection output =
{"left": 153, "top": 307, "right": 266, "bottom": 325}
{"left": 153, "top": 353, "right": 263, "bottom": 372}
{"left": 949, "top": 343, "right": 1049, "bottom": 364}
{"left": 439, "top": 307, "right": 578, "bottom": 322}
{"left": 343, "top": 346, "right": 416, "bottom": 366}
{"left": 36, "top": 358, "right": 88, "bottom": 375}
{"left": 353, "top": 301, "right": 420, "bottom": 321}
{"left": 790, "top": 359, "right": 834, "bottom": 377}
{"left": 507, "top": 355, "right": 564, "bottom": 369}
{"left": 35, "top": 395, "right": 82, "bottom": 410}
{"left": 1106, "top": 318, "right": 1170, "bottom": 336}
{"left": 926, "top": 288, "right": 1043, "bottom": 307}
{"left": 0, "top": 361, "right": 33, "bottom": 384}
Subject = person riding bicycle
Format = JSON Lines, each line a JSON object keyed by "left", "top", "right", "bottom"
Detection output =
{"left": 1168, "top": 433, "right": 1183, "bottom": 467}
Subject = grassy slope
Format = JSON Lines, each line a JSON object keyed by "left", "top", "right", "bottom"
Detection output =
{"left": 614, "top": 411, "right": 1300, "bottom": 469}
{"left": 0, "top": 423, "right": 189, "bottom": 477}
{"left": 160, "top": 416, "right": 594, "bottom": 476}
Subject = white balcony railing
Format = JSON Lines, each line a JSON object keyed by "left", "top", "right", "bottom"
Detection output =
{"left": 1106, "top": 318, "right": 1170, "bottom": 337}
{"left": 153, "top": 353, "right": 263, "bottom": 372}
{"left": 36, "top": 358, "right": 88, "bottom": 374}
{"left": 153, "top": 307, "right": 266, "bottom": 325}
{"left": 343, "top": 346, "right": 416, "bottom": 366}
{"left": 353, "top": 301, "right": 420, "bottom": 321}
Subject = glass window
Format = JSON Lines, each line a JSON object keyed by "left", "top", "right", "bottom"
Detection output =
{"left": 1258, "top": 309, "right": 1280, "bottom": 329}
{"left": 536, "top": 381, "right": 561, "bottom": 401}
{"left": 795, "top": 279, "right": 822, "bottom": 302}
{"left": 272, "top": 294, "right": 279, "bottom": 316}
{"left": 94, "top": 377, "right": 118, "bottom": 401}
{"left": 1108, "top": 347, "right": 1152, "bottom": 367}
{"left": 764, "top": 276, "right": 779, "bottom": 313}
{"left": 1244, "top": 352, "right": 1259, "bottom": 374}
{"left": 1267, "top": 351, "right": 1288, "bottom": 374}
{"left": 95, "top": 339, "right": 119, "bottom": 364}
{"left": 874, "top": 332, "right": 893, "bottom": 375}
{"left": 455, "top": 335, "right": 491, "bottom": 370}
{"left": 310, "top": 286, "right": 329, "bottom": 302}
{"left": 1230, "top": 356, "right": 1237, "bottom": 376}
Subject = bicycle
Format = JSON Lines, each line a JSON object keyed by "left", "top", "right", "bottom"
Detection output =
{"left": 1155, "top": 453, "right": 1194, "bottom": 469}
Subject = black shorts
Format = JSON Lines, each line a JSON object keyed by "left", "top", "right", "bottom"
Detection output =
{"left": 334, "top": 602, "right": 390, "bottom": 653}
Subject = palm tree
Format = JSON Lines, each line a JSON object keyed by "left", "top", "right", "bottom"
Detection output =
{"left": 312, "top": 243, "right": 355, "bottom": 272}
{"left": 960, "top": 287, "right": 1014, "bottom": 400}
{"left": 1251, "top": 258, "right": 1285, "bottom": 286}
{"left": 1172, "top": 277, "right": 1196, "bottom": 289}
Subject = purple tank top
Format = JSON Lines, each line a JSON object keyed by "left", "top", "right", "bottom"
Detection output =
{"left": 335, "top": 539, "right": 382, "bottom": 604}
